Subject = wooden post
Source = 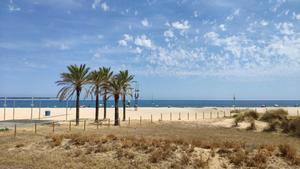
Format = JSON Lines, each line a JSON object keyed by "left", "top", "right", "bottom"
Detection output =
{"left": 52, "top": 121, "right": 55, "bottom": 133}
{"left": 3, "top": 107, "right": 5, "bottom": 121}
{"left": 31, "top": 107, "right": 33, "bottom": 120}
{"left": 14, "top": 124, "right": 16, "bottom": 138}
{"left": 108, "top": 119, "right": 110, "bottom": 127}
{"left": 13, "top": 108, "right": 15, "bottom": 121}
{"left": 34, "top": 123, "right": 37, "bottom": 134}
{"left": 160, "top": 113, "right": 162, "bottom": 121}
{"left": 84, "top": 120, "right": 86, "bottom": 131}
{"left": 179, "top": 112, "right": 181, "bottom": 120}
{"left": 170, "top": 112, "right": 172, "bottom": 121}
{"left": 69, "top": 121, "right": 71, "bottom": 131}
{"left": 151, "top": 114, "right": 153, "bottom": 123}
{"left": 97, "top": 121, "right": 99, "bottom": 129}
{"left": 128, "top": 117, "right": 130, "bottom": 126}
{"left": 223, "top": 111, "right": 225, "bottom": 117}
{"left": 65, "top": 108, "right": 68, "bottom": 121}
{"left": 210, "top": 112, "right": 212, "bottom": 119}
{"left": 12, "top": 100, "right": 15, "bottom": 121}
{"left": 38, "top": 107, "right": 41, "bottom": 120}
{"left": 3, "top": 97, "right": 6, "bottom": 121}
{"left": 140, "top": 116, "right": 142, "bottom": 125}
{"left": 203, "top": 112, "right": 204, "bottom": 119}
{"left": 187, "top": 112, "right": 189, "bottom": 120}
{"left": 217, "top": 112, "right": 219, "bottom": 118}
{"left": 195, "top": 112, "right": 197, "bottom": 120}
{"left": 297, "top": 110, "right": 299, "bottom": 116}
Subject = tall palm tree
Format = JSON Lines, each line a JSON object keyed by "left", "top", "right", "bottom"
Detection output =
{"left": 109, "top": 74, "right": 123, "bottom": 126}
{"left": 119, "top": 70, "right": 134, "bottom": 121}
{"left": 56, "top": 64, "right": 90, "bottom": 126}
{"left": 99, "top": 67, "right": 113, "bottom": 119}
{"left": 88, "top": 69, "right": 104, "bottom": 122}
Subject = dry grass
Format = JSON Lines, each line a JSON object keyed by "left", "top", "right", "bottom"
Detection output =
{"left": 0, "top": 121, "right": 300, "bottom": 168}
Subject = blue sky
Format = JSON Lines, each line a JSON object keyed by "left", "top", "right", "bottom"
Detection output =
{"left": 1, "top": 0, "right": 300, "bottom": 100}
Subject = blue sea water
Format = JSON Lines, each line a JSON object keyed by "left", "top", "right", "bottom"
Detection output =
{"left": 0, "top": 99, "right": 299, "bottom": 108}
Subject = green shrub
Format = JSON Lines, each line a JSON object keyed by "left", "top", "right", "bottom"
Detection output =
{"left": 261, "top": 109, "right": 289, "bottom": 132}
{"left": 287, "top": 118, "right": 300, "bottom": 136}
{"left": 260, "top": 109, "right": 288, "bottom": 122}
{"left": 233, "top": 110, "right": 259, "bottom": 130}
{"left": 0, "top": 127, "right": 9, "bottom": 132}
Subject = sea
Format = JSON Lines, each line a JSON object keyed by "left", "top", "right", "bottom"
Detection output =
{"left": 0, "top": 99, "right": 299, "bottom": 108}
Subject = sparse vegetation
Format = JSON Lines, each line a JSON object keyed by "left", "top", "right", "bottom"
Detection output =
{"left": 0, "top": 121, "right": 300, "bottom": 169}
{"left": 233, "top": 109, "right": 259, "bottom": 129}
{"left": 0, "top": 127, "right": 9, "bottom": 132}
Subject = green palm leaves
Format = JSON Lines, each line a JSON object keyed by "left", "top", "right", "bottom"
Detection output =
{"left": 56, "top": 64, "right": 134, "bottom": 126}
{"left": 56, "top": 64, "right": 90, "bottom": 125}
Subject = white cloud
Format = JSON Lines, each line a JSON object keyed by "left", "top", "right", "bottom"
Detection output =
{"left": 193, "top": 11, "right": 198, "bottom": 18}
{"left": 163, "top": 30, "right": 174, "bottom": 38}
{"left": 134, "top": 35, "right": 153, "bottom": 49}
{"left": 293, "top": 12, "right": 300, "bottom": 20}
{"left": 124, "top": 34, "right": 133, "bottom": 41}
{"left": 226, "top": 8, "right": 240, "bottom": 21}
{"left": 92, "top": 0, "right": 101, "bottom": 9}
{"left": 271, "top": 0, "right": 286, "bottom": 12}
{"left": 101, "top": 2, "right": 109, "bottom": 11}
{"left": 233, "top": 9, "right": 240, "bottom": 15}
{"left": 118, "top": 34, "right": 133, "bottom": 46}
{"left": 8, "top": 0, "right": 21, "bottom": 12}
{"left": 133, "top": 47, "right": 142, "bottom": 54}
{"left": 260, "top": 20, "right": 269, "bottom": 26}
{"left": 219, "top": 24, "right": 226, "bottom": 31}
{"left": 118, "top": 40, "right": 127, "bottom": 46}
{"left": 45, "top": 40, "right": 70, "bottom": 50}
{"left": 171, "top": 20, "right": 190, "bottom": 30}
{"left": 275, "top": 22, "right": 294, "bottom": 35}
{"left": 141, "top": 18, "right": 149, "bottom": 27}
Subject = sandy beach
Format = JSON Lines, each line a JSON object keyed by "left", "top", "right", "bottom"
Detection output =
{"left": 1, "top": 107, "right": 299, "bottom": 122}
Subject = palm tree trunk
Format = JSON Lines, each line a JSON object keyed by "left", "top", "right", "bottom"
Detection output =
{"left": 103, "top": 93, "right": 107, "bottom": 119}
{"left": 76, "top": 89, "right": 80, "bottom": 126}
{"left": 122, "top": 94, "right": 126, "bottom": 121}
{"left": 114, "top": 94, "right": 119, "bottom": 126}
{"left": 95, "top": 88, "right": 99, "bottom": 122}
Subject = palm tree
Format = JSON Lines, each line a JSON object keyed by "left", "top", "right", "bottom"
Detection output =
{"left": 99, "top": 67, "right": 113, "bottom": 119}
{"left": 109, "top": 74, "right": 123, "bottom": 126}
{"left": 119, "top": 70, "right": 134, "bottom": 121}
{"left": 56, "top": 64, "right": 90, "bottom": 126}
{"left": 88, "top": 69, "right": 104, "bottom": 122}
